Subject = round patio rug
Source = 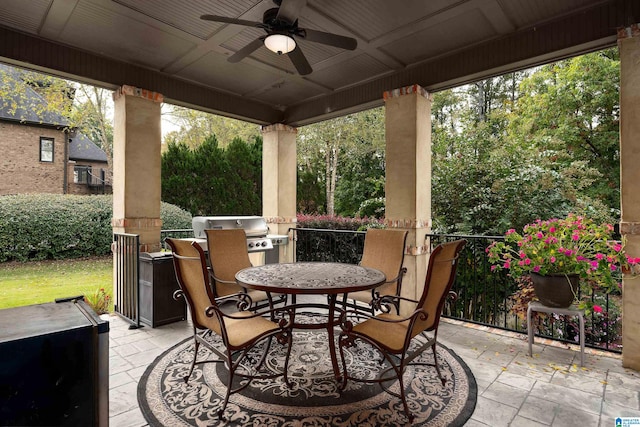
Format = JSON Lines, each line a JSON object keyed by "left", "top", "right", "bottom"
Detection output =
{"left": 138, "top": 315, "right": 477, "bottom": 426}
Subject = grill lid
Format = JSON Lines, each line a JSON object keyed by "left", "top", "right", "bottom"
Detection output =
{"left": 192, "top": 216, "right": 269, "bottom": 239}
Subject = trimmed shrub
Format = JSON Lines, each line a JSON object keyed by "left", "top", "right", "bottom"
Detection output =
{"left": 296, "top": 214, "right": 383, "bottom": 231}
{"left": 160, "top": 201, "right": 194, "bottom": 230}
{"left": 0, "top": 194, "right": 192, "bottom": 262}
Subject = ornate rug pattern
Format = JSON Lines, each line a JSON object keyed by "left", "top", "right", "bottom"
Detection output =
{"left": 138, "top": 315, "right": 477, "bottom": 426}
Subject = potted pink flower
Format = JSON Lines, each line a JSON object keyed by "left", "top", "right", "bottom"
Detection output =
{"left": 487, "top": 214, "right": 639, "bottom": 310}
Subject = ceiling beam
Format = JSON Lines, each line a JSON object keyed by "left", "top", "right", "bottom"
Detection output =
{"left": 283, "top": 0, "right": 631, "bottom": 126}
{"left": 0, "top": 25, "right": 284, "bottom": 125}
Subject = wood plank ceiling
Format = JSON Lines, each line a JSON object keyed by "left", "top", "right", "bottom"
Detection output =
{"left": 0, "top": 0, "right": 635, "bottom": 126}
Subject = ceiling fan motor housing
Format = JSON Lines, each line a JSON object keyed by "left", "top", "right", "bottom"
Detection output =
{"left": 263, "top": 7, "right": 296, "bottom": 30}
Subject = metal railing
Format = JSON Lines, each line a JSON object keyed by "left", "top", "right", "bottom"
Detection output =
{"left": 293, "top": 227, "right": 366, "bottom": 264}
{"left": 113, "top": 233, "right": 141, "bottom": 329}
{"left": 87, "top": 168, "right": 109, "bottom": 187}
{"left": 74, "top": 166, "right": 111, "bottom": 192}
{"left": 426, "top": 234, "right": 519, "bottom": 329}
{"left": 291, "top": 227, "right": 622, "bottom": 353}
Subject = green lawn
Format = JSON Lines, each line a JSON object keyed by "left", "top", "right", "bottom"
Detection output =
{"left": 0, "top": 256, "right": 112, "bottom": 310}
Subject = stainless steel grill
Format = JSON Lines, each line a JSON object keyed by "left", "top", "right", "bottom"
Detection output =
{"left": 191, "top": 216, "right": 288, "bottom": 254}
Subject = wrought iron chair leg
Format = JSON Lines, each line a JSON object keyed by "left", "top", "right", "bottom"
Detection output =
{"left": 432, "top": 343, "right": 446, "bottom": 386}
{"left": 394, "top": 362, "right": 414, "bottom": 423}
{"left": 282, "top": 332, "right": 293, "bottom": 388}
{"left": 337, "top": 334, "right": 349, "bottom": 390}
{"left": 219, "top": 354, "right": 235, "bottom": 419}
{"left": 185, "top": 330, "right": 200, "bottom": 383}
{"left": 253, "top": 336, "right": 273, "bottom": 371}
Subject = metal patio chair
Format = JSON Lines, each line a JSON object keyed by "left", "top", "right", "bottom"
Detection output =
{"left": 205, "top": 228, "right": 285, "bottom": 309}
{"left": 166, "top": 238, "right": 294, "bottom": 419}
{"left": 341, "top": 228, "right": 408, "bottom": 315}
{"left": 338, "top": 239, "right": 467, "bottom": 422}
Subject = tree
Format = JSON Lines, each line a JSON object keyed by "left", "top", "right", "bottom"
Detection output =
{"left": 161, "top": 141, "right": 199, "bottom": 214}
{"left": 431, "top": 75, "right": 517, "bottom": 234}
{"left": 70, "top": 85, "right": 114, "bottom": 161}
{"left": 297, "top": 108, "right": 385, "bottom": 216}
{"left": 162, "top": 104, "right": 260, "bottom": 149}
{"left": 0, "top": 65, "right": 73, "bottom": 125}
{"left": 431, "top": 49, "right": 619, "bottom": 234}
{"left": 297, "top": 169, "right": 325, "bottom": 214}
{"left": 224, "top": 137, "right": 262, "bottom": 213}
{"left": 161, "top": 134, "right": 262, "bottom": 215}
{"left": 334, "top": 150, "right": 385, "bottom": 218}
{"left": 509, "top": 49, "right": 620, "bottom": 212}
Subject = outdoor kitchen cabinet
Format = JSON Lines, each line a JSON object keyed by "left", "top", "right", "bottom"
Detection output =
{"left": 139, "top": 252, "right": 186, "bottom": 328}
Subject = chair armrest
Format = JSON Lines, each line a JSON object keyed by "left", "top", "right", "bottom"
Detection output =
{"left": 205, "top": 303, "right": 296, "bottom": 328}
{"left": 214, "top": 292, "right": 254, "bottom": 310}
{"left": 211, "top": 275, "right": 239, "bottom": 287}
{"left": 447, "top": 290, "right": 458, "bottom": 303}
{"left": 384, "top": 266, "right": 408, "bottom": 286}
{"left": 340, "top": 308, "right": 429, "bottom": 332}
{"left": 371, "top": 293, "right": 418, "bottom": 311}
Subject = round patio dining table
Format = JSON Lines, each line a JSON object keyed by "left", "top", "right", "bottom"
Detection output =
{"left": 235, "top": 262, "right": 386, "bottom": 380}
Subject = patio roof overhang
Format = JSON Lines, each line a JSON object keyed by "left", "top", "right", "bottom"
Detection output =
{"left": 0, "top": 0, "right": 636, "bottom": 127}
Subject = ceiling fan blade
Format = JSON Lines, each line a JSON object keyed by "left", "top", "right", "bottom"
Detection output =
{"left": 276, "top": 0, "right": 307, "bottom": 24}
{"left": 300, "top": 28, "right": 357, "bottom": 50}
{"left": 288, "top": 45, "right": 312, "bottom": 75}
{"left": 228, "top": 38, "right": 264, "bottom": 63}
{"left": 200, "top": 14, "right": 262, "bottom": 28}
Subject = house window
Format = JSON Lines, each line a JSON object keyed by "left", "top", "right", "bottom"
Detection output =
{"left": 74, "top": 165, "right": 91, "bottom": 184}
{"left": 40, "top": 137, "right": 54, "bottom": 162}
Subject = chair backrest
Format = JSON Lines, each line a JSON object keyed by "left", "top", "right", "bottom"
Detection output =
{"left": 205, "top": 229, "right": 252, "bottom": 297}
{"left": 359, "top": 228, "right": 408, "bottom": 296}
{"left": 166, "top": 238, "right": 222, "bottom": 334}
{"left": 412, "top": 239, "right": 466, "bottom": 336}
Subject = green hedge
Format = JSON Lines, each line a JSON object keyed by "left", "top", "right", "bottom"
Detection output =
{"left": 0, "top": 194, "right": 192, "bottom": 262}
{"left": 296, "top": 214, "right": 383, "bottom": 231}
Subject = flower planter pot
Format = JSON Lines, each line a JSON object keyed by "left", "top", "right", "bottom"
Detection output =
{"left": 530, "top": 272, "right": 579, "bottom": 308}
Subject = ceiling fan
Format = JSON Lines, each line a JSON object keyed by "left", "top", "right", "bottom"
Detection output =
{"left": 201, "top": 0, "right": 357, "bottom": 75}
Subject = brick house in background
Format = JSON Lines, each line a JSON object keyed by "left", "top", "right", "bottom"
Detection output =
{"left": 0, "top": 63, "right": 111, "bottom": 196}
{"left": 66, "top": 130, "right": 112, "bottom": 195}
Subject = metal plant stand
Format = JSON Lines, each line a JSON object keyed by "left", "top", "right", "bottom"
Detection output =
{"left": 527, "top": 301, "right": 585, "bottom": 366}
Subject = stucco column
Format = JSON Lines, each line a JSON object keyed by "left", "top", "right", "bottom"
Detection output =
{"left": 619, "top": 24, "right": 640, "bottom": 371}
{"left": 384, "top": 85, "right": 432, "bottom": 314}
{"left": 261, "top": 123, "right": 297, "bottom": 263}
{"left": 112, "top": 85, "right": 163, "bottom": 253}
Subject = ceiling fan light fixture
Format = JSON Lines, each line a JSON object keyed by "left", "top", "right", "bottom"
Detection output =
{"left": 264, "top": 34, "right": 296, "bottom": 55}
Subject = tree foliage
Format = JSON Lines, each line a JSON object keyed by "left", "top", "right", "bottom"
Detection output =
{"left": 298, "top": 49, "right": 620, "bottom": 234}
{"left": 161, "top": 134, "right": 262, "bottom": 215}
{"left": 0, "top": 65, "right": 73, "bottom": 126}
{"left": 69, "top": 85, "right": 114, "bottom": 165}
{"left": 297, "top": 108, "right": 385, "bottom": 217}
{"left": 0, "top": 50, "right": 621, "bottom": 236}
{"left": 509, "top": 49, "right": 620, "bottom": 211}
{"left": 429, "top": 49, "right": 619, "bottom": 234}
{"left": 162, "top": 104, "right": 261, "bottom": 149}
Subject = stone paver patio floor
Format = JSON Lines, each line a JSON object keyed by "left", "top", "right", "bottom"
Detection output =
{"left": 107, "top": 299, "right": 640, "bottom": 427}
